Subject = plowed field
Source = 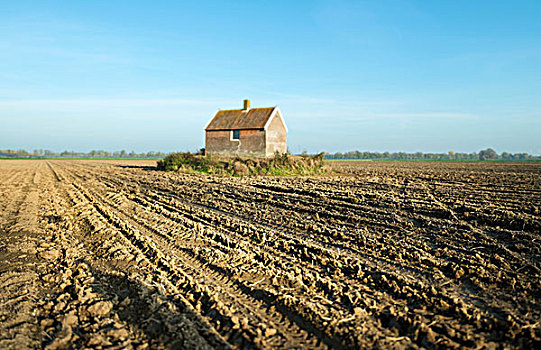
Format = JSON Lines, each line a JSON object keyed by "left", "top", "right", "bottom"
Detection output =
{"left": 0, "top": 160, "right": 539, "bottom": 349}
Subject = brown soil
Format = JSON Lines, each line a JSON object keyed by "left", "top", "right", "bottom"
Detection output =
{"left": 0, "top": 159, "right": 539, "bottom": 349}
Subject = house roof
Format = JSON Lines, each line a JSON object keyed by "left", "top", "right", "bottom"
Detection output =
{"left": 205, "top": 107, "right": 277, "bottom": 131}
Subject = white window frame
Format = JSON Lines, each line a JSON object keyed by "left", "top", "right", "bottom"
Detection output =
{"left": 231, "top": 129, "right": 240, "bottom": 141}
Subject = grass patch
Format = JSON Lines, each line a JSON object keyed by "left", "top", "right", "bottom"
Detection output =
{"left": 157, "top": 152, "right": 328, "bottom": 176}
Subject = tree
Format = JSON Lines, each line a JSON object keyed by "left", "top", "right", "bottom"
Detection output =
{"left": 479, "top": 148, "right": 498, "bottom": 160}
{"left": 501, "top": 152, "right": 511, "bottom": 160}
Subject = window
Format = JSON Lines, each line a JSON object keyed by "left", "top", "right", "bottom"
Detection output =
{"left": 231, "top": 129, "right": 240, "bottom": 140}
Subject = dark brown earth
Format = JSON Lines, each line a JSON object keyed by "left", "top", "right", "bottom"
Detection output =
{"left": 0, "top": 159, "right": 539, "bottom": 349}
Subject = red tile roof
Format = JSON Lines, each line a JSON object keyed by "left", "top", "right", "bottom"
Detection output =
{"left": 205, "top": 107, "right": 276, "bottom": 131}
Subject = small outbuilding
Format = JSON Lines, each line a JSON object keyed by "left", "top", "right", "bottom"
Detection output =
{"left": 204, "top": 100, "right": 287, "bottom": 157}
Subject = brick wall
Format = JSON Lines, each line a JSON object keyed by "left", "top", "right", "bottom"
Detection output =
{"left": 206, "top": 129, "right": 266, "bottom": 157}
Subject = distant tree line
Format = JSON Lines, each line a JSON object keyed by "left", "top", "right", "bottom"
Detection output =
{"left": 2, "top": 148, "right": 539, "bottom": 161}
{"left": 0, "top": 149, "right": 168, "bottom": 159}
{"left": 324, "top": 148, "right": 540, "bottom": 161}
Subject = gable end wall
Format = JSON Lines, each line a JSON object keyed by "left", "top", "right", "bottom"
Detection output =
{"left": 265, "top": 113, "right": 287, "bottom": 157}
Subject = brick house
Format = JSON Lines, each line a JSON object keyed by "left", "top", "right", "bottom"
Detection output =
{"left": 204, "top": 100, "right": 287, "bottom": 157}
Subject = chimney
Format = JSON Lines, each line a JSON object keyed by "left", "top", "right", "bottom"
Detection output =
{"left": 243, "top": 99, "right": 250, "bottom": 110}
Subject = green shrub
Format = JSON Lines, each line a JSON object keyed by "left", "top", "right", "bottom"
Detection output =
{"left": 157, "top": 152, "right": 193, "bottom": 171}
{"left": 157, "top": 152, "right": 328, "bottom": 176}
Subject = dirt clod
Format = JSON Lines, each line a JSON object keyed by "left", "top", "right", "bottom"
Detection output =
{"left": 39, "top": 249, "right": 61, "bottom": 261}
{"left": 87, "top": 301, "right": 113, "bottom": 318}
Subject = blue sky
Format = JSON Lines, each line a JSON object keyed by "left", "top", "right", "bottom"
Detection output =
{"left": 1, "top": 0, "right": 540, "bottom": 154}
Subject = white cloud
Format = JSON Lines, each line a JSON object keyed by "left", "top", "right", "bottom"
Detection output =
{"left": 0, "top": 98, "right": 227, "bottom": 110}
{"left": 344, "top": 112, "right": 480, "bottom": 120}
